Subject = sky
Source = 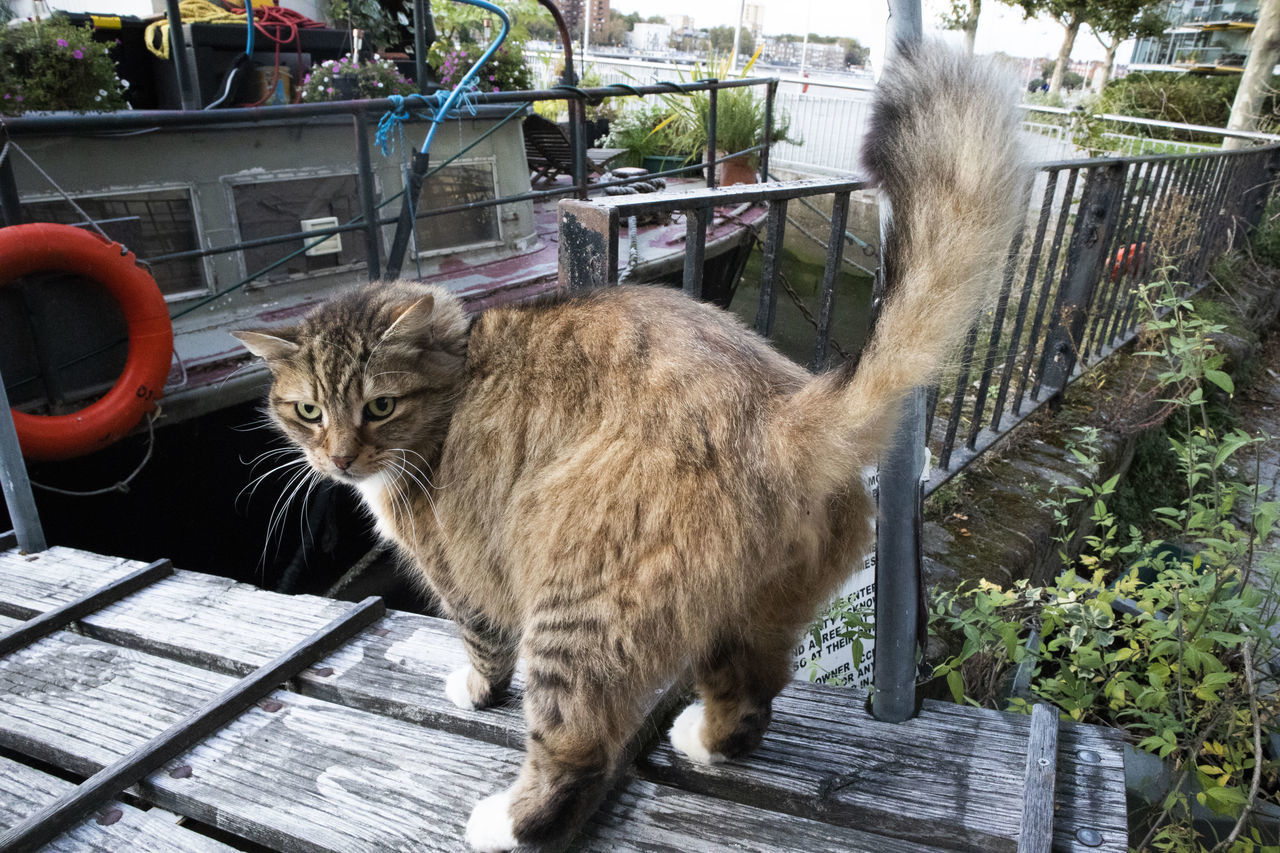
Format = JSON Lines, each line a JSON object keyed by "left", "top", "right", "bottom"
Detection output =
{"left": 610, "top": 0, "right": 1116, "bottom": 65}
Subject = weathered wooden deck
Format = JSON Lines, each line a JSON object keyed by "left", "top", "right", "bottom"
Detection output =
{"left": 0, "top": 545, "right": 1128, "bottom": 851}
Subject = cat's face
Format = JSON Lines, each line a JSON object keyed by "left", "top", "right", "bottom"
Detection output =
{"left": 233, "top": 284, "right": 469, "bottom": 485}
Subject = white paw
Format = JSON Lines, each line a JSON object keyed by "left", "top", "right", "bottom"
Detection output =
{"left": 445, "top": 666, "right": 478, "bottom": 710}
{"left": 669, "top": 702, "right": 725, "bottom": 765}
{"left": 465, "top": 789, "right": 518, "bottom": 852}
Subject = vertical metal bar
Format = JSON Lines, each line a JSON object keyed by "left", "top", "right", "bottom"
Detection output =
{"left": 0, "top": 154, "right": 23, "bottom": 228}
{"left": 353, "top": 110, "right": 383, "bottom": 283}
{"left": 1037, "top": 162, "right": 1125, "bottom": 396}
{"left": 965, "top": 210, "right": 1027, "bottom": 451}
{"left": 0, "top": 366, "right": 46, "bottom": 553}
{"left": 992, "top": 169, "right": 1057, "bottom": 432}
{"left": 760, "top": 80, "right": 776, "bottom": 183}
{"left": 1097, "top": 162, "right": 1154, "bottom": 349}
{"left": 872, "top": 0, "right": 924, "bottom": 726}
{"left": 1111, "top": 158, "right": 1173, "bottom": 344}
{"left": 754, "top": 200, "right": 787, "bottom": 336}
{"left": 1082, "top": 161, "right": 1137, "bottom": 360}
{"left": 382, "top": 151, "right": 430, "bottom": 282}
{"left": 706, "top": 82, "right": 719, "bottom": 189}
{"left": 1013, "top": 167, "right": 1078, "bottom": 414}
{"left": 939, "top": 323, "right": 979, "bottom": 469}
{"left": 570, "top": 98, "right": 589, "bottom": 201}
{"left": 164, "top": 0, "right": 197, "bottom": 110}
{"left": 809, "top": 191, "right": 849, "bottom": 372}
{"left": 682, "top": 207, "right": 708, "bottom": 298}
{"left": 413, "top": 0, "right": 435, "bottom": 95}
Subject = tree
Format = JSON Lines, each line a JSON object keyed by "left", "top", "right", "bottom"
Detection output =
{"left": 941, "top": 0, "right": 983, "bottom": 55}
{"left": 1225, "top": 0, "right": 1280, "bottom": 147}
{"left": 1088, "top": 1, "right": 1165, "bottom": 91}
{"left": 838, "top": 37, "right": 870, "bottom": 66}
{"left": 1009, "top": 0, "right": 1091, "bottom": 98}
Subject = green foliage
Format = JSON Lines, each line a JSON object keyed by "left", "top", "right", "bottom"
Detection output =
{"left": 597, "top": 102, "right": 689, "bottom": 167}
{"left": 0, "top": 17, "right": 127, "bottom": 115}
{"left": 1086, "top": 72, "right": 1280, "bottom": 145}
{"left": 930, "top": 277, "right": 1280, "bottom": 848}
{"left": 299, "top": 54, "right": 415, "bottom": 102}
{"left": 1251, "top": 197, "right": 1280, "bottom": 267}
{"left": 323, "top": 0, "right": 415, "bottom": 53}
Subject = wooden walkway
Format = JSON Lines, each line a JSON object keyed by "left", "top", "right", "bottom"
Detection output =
{"left": 0, "top": 545, "right": 1128, "bottom": 851}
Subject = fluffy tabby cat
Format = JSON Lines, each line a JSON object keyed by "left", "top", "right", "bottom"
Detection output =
{"left": 234, "top": 45, "right": 1026, "bottom": 852}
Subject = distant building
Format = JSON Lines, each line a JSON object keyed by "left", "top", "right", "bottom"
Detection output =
{"left": 587, "top": 0, "right": 610, "bottom": 40}
{"left": 743, "top": 4, "right": 765, "bottom": 39}
{"left": 761, "top": 37, "right": 846, "bottom": 70}
{"left": 664, "top": 14, "right": 695, "bottom": 31}
{"left": 629, "top": 22, "right": 673, "bottom": 53}
{"left": 1130, "top": 0, "right": 1261, "bottom": 74}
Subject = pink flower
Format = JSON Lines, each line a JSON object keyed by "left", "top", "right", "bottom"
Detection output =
{"left": 73, "top": 49, "right": 83, "bottom": 59}
{"left": 57, "top": 38, "right": 68, "bottom": 47}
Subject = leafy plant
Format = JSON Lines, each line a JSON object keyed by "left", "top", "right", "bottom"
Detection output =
{"left": 0, "top": 17, "right": 127, "bottom": 115}
{"left": 930, "top": 275, "right": 1280, "bottom": 850}
{"left": 429, "top": 42, "right": 532, "bottom": 93}
{"left": 298, "top": 53, "right": 415, "bottom": 102}
{"left": 597, "top": 101, "right": 693, "bottom": 167}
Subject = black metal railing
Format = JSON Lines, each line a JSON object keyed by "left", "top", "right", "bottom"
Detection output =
{"left": 925, "top": 144, "right": 1279, "bottom": 491}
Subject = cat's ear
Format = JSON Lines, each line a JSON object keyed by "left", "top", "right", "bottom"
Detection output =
{"left": 231, "top": 329, "right": 300, "bottom": 361}
{"left": 381, "top": 294, "right": 437, "bottom": 345}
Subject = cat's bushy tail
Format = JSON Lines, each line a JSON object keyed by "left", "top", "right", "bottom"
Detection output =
{"left": 779, "top": 43, "right": 1028, "bottom": 492}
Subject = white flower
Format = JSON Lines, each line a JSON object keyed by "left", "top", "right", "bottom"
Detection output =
{"left": 98, "top": 89, "right": 107, "bottom": 96}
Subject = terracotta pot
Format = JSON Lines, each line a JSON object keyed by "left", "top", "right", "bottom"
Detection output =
{"left": 716, "top": 151, "right": 757, "bottom": 186}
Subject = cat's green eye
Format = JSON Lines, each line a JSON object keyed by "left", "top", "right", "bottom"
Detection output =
{"left": 294, "top": 402, "right": 323, "bottom": 423}
{"left": 364, "top": 397, "right": 396, "bottom": 421}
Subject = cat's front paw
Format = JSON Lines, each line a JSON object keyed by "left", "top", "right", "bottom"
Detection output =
{"left": 669, "top": 702, "right": 726, "bottom": 765}
{"left": 465, "top": 788, "right": 518, "bottom": 852}
{"left": 445, "top": 666, "right": 483, "bottom": 710}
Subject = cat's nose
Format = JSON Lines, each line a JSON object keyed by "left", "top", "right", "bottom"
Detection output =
{"left": 331, "top": 455, "right": 355, "bottom": 470}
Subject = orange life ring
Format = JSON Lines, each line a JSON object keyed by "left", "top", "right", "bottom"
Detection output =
{"left": 0, "top": 223, "right": 174, "bottom": 461}
{"left": 1108, "top": 241, "right": 1147, "bottom": 281}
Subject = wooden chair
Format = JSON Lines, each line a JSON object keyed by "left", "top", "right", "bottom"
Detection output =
{"left": 523, "top": 113, "right": 624, "bottom": 186}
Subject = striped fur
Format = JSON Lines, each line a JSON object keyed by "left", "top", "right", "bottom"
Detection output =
{"left": 234, "top": 44, "right": 1026, "bottom": 852}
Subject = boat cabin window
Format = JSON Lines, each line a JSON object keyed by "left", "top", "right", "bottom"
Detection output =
{"left": 231, "top": 174, "right": 369, "bottom": 283}
{"left": 21, "top": 189, "right": 206, "bottom": 301}
{"left": 413, "top": 159, "right": 502, "bottom": 257}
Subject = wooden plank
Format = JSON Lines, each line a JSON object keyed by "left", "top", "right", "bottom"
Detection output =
{"left": 1053, "top": 722, "right": 1129, "bottom": 852}
{"left": 0, "top": 546, "right": 532, "bottom": 744}
{"left": 0, "top": 560, "right": 172, "bottom": 658}
{"left": 640, "top": 681, "right": 1030, "bottom": 852}
{"left": 1018, "top": 703, "right": 1059, "bottom": 853}
{"left": 0, "top": 626, "right": 528, "bottom": 852}
{"left": 578, "top": 776, "right": 955, "bottom": 853}
{"left": 0, "top": 597, "right": 384, "bottom": 853}
{"left": 0, "top": 754, "right": 236, "bottom": 852}
{"left": 641, "top": 683, "right": 1128, "bottom": 853}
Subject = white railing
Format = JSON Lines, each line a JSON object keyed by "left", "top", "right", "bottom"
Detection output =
{"left": 523, "top": 52, "right": 1278, "bottom": 170}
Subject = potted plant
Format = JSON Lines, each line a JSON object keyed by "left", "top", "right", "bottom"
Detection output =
{"left": 657, "top": 54, "right": 799, "bottom": 185}
{"left": 597, "top": 102, "right": 697, "bottom": 173}
{"left": 299, "top": 53, "right": 416, "bottom": 102}
{"left": 0, "top": 17, "right": 128, "bottom": 115}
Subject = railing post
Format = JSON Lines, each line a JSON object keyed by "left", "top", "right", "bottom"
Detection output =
{"left": 706, "top": 81, "right": 719, "bottom": 189}
{"left": 1039, "top": 161, "right": 1125, "bottom": 395}
{"left": 413, "top": 0, "right": 436, "bottom": 95}
{"left": 557, "top": 198, "right": 617, "bottom": 291}
{"left": 0, "top": 367, "right": 47, "bottom": 553}
{"left": 163, "top": 0, "right": 198, "bottom": 110}
{"left": 353, "top": 109, "right": 384, "bottom": 282}
{"left": 872, "top": 0, "right": 924, "bottom": 725}
{"left": 760, "top": 80, "right": 776, "bottom": 183}
{"left": 0, "top": 154, "right": 23, "bottom": 228}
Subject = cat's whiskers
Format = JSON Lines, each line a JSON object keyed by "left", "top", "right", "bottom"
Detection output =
{"left": 383, "top": 470, "right": 419, "bottom": 547}
{"left": 395, "top": 446, "right": 453, "bottom": 490}
{"left": 389, "top": 451, "right": 449, "bottom": 543}
{"left": 259, "top": 461, "right": 316, "bottom": 568}
{"left": 231, "top": 409, "right": 280, "bottom": 434}
{"left": 237, "top": 455, "right": 309, "bottom": 507}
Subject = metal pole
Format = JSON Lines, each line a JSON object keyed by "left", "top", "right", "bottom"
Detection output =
{"left": 353, "top": 110, "right": 384, "bottom": 282}
{"left": 706, "top": 82, "right": 719, "bottom": 189}
{"left": 0, "top": 367, "right": 47, "bottom": 553}
{"left": 730, "top": 0, "right": 746, "bottom": 73}
{"left": 872, "top": 0, "right": 923, "bottom": 724}
{"left": 760, "top": 80, "right": 775, "bottom": 183}
{"left": 0, "top": 154, "right": 22, "bottom": 228}
{"left": 413, "top": 0, "right": 436, "bottom": 95}
{"left": 164, "top": 0, "right": 198, "bottom": 110}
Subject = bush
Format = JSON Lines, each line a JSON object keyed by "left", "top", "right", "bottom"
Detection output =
{"left": 1093, "top": 72, "right": 1280, "bottom": 141}
{"left": 430, "top": 42, "right": 532, "bottom": 93}
{"left": 0, "top": 17, "right": 127, "bottom": 115}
